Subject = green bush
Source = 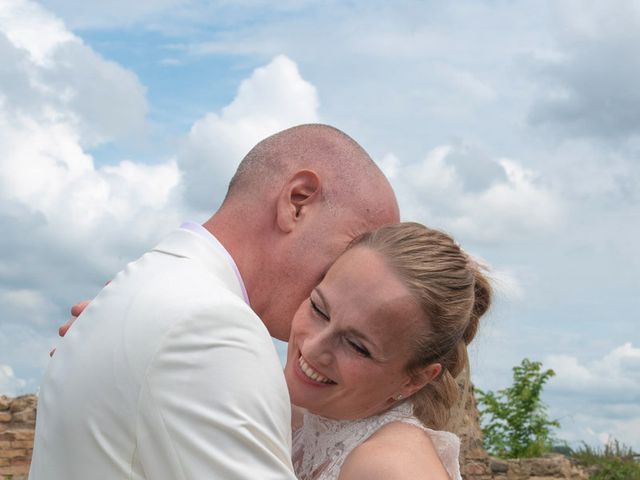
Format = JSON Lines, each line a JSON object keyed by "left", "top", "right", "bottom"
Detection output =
{"left": 476, "top": 358, "right": 559, "bottom": 458}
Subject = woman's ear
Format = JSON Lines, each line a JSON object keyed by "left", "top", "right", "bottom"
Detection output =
{"left": 276, "top": 170, "right": 322, "bottom": 233}
{"left": 401, "top": 363, "right": 442, "bottom": 398}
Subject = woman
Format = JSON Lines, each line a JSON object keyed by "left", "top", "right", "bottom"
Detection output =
{"left": 284, "top": 222, "right": 491, "bottom": 479}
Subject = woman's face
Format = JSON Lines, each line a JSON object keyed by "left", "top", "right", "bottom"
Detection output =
{"left": 284, "top": 246, "right": 426, "bottom": 420}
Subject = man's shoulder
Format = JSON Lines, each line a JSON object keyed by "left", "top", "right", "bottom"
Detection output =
{"left": 122, "top": 265, "right": 268, "bottom": 352}
{"left": 79, "top": 251, "right": 272, "bottom": 379}
{"left": 114, "top": 245, "right": 256, "bottom": 325}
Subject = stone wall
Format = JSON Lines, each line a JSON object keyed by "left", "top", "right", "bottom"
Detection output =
{"left": 487, "top": 455, "right": 589, "bottom": 480}
{"left": 457, "top": 384, "right": 492, "bottom": 478}
{"left": 0, "top": 392, "right": 589, "bottom": 480}
{"left": 0, "top": 395, "right": 36, "bottom": 480}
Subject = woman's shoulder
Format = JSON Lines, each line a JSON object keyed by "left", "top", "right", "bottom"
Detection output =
{"left": 338, "top": 422, "right": 453, "bottom": 480}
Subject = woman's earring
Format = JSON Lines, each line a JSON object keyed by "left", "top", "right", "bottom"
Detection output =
{"left": 395, "top": 394, "right": 403, "bottom": 401}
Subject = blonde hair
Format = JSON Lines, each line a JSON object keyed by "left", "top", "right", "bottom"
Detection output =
{"left": 350, "top": 222, "right": 492, "bottom": 430}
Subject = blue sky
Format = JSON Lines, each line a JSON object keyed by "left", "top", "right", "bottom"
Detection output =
{"left": 0, "top": 0, "right": 639, "bottom": 449}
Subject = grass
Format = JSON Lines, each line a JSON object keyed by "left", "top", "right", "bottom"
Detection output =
{"left": 571, "top": 439, "right": 640, "bottom": 480}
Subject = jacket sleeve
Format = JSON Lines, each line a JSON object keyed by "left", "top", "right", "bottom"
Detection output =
{"left": 133, "top": 300, "right": 296, "bottom": 480}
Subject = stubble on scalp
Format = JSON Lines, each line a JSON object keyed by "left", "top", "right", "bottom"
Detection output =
{"left": 223, "top": 123, "right": 399, "bottom": 228}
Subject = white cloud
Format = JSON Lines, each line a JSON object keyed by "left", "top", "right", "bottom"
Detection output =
{"left": 546, "top": 343, "right": 640, "bottom": 447}
{"left": 529, "top": 0, "right": 640, "bottom": 139}
{"left": 538, "top": 140, "right": 638, "bottom": 203}
{"left": 0, "top": 0, "right": 74, "bottom": 66}
{"left": 381, "top": 144, "right": 564, "bottom": 243}
{"left": 0, "top": 365, "right": 27, "bottom": 397}
{"left": 554, "top": 0, "right": 640, "bottom": 42}
{"left": 0, "top": 321, "right": 57, "bottom": 384}
{"left": 0, "top": 110, "right": 181, "bottom": 247}
{"left": 547, "top": 343, "right": 640, "bottom": 398}
{"left": 0, "top": 0, "right": 181, "bottom": 261}
{"left": 441, "top": 66, "right": 496, "bottom": 102}
{"left": 489, "top": 268, "right": 525, "bottom": 302}
{"left": 0, "top": 0, "right": 172, "bottom": 253}
{"left": 0, "top": 0, "right": 147, "bottom": 146}
{"left": 179, "top": 54, "right": 320, "bottom": 211}
{"left": 451, "top": 159, "right": 562, "bottom": 240}
{"left": 558, "top": 411, "right": 640, "bottom": 448}
{"left": 0, "top": 289, "right": 57, "bottom": 327}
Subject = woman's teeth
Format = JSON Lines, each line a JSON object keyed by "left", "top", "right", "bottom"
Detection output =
{"left": 298, "top": 356, "right": 335, "bottom": 384}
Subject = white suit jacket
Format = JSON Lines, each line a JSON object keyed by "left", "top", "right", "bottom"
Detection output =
{"left": 30, "top": 228, "right": 296, "bottom": 479}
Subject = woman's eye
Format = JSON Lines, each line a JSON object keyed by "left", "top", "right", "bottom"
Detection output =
{"left": 310, "top": 299, "right": 329, "bottom": 320}
{"left": 348, "top": 339, "right": 370, "bottom": 358}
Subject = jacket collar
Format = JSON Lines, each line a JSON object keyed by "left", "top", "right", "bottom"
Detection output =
{"left": 151, "top": 228, "right": 249, "bottom": 305}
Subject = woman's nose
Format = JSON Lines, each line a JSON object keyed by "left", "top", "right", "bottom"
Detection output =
{"left": 303, "top": 328, "right": 333, "bottom": 367}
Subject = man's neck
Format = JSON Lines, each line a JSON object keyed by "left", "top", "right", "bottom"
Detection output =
{"left": 203, "top": 211, "right": 261, "bottom": 312}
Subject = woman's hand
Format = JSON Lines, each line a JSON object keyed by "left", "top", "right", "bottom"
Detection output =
{"left": 50, "top": 280, "right": 111, "bottom": 356}
{"left": 60, "top": 300, "right": 90, "bottom": 336}
{"left": 49, "top": 300, "right": 91, "bottom": 356}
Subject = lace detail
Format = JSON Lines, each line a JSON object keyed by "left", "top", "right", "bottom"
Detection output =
{"left": 292, "top": 402, "right": 462, "bottom": 480}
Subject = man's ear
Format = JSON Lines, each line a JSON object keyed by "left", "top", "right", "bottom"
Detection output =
{"left": 276, "top": 170, "right": 322, "bottom": 233}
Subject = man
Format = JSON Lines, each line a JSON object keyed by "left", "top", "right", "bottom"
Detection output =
{"left": 30, "top": 124, "right": 399, "bottom": 479}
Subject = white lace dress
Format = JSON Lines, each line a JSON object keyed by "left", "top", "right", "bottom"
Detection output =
{"left": 292, "top": 402, "right": 462, "bottom": 480}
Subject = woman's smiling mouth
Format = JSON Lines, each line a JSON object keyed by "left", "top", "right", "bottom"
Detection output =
{"left": 298, "top": 354, "right": 336, "bottom": 384}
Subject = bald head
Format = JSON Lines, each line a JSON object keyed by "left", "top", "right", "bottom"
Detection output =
{"left": 224, "top": 124, "right": 399, "bottom": 225}
{"left": 208, "top": 124, "right": 399, "bottom": 339}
